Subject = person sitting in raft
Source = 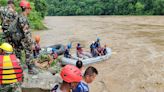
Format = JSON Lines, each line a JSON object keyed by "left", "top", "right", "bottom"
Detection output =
{"left": 94, "top": 38, "right": 107, "bottom": 56}
{"left": 102, "top": 44, "right": 107, "bottom": 55}
{"left": 97, "top": 44, "right": 108, "bottom": 56}
{"left": 76, "top": 43, "right": 92, "bottom": 59}
{"left": 94, "top": 38, "right": 103, "bottom": 56}
{"left": 90, "top": 41, "right": 99, "bottom": 57}
{"left": 97, "top": 46, "right": 104, "bottom": 56}
{"left": 64, "top": 43, "right": 72, "bottom": 58}
{"left": 33, "top": 35, "right": 41, "bottom": 58}
{"left": 94, "top": 37, "right": 101, "bottom": 49}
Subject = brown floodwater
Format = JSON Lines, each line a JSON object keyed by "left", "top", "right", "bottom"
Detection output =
{"left": 20, "top": 16, "right": 164, "bottom": 92}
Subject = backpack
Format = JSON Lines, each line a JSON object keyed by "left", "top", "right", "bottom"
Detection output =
{"left": 8, "top": 15, "right": 24, "bottom": 43}
{"left": 1, "top": 7, "right": 17, "bottom": 30}
{"left": 0, "top": 7, "right": 8, "bottom": 29}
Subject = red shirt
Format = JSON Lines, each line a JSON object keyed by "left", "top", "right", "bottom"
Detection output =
{"left": 77, "top": 46, "right": 83, "bottom": 54}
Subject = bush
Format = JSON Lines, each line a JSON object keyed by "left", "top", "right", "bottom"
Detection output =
{"left": 46, "top": 0, "right": 164, "bottom": 15}
{"left": 0, "top": 0, "right": 47, "bottom": 30}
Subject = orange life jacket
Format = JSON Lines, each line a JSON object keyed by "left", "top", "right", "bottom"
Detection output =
{"left": 0, "top": 54, "right": 23, "bottom": 84}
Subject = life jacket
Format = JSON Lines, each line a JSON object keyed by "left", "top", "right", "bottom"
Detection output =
{"left": 0, "top": 54, "right": 23, "bottom": 84}
{"left": 77, "top": 46, "right": 83, "bottom": 54}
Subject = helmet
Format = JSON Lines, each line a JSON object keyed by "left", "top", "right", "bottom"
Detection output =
{"left": 97, "top": 37, "right": 100, "bottom": 41}
{"left": 0, "top": 43, "right": 13, "bottom": 52}
{"left": 20, "top": 0, "right": 31, "bottom": 9}
{"left": 60, "top": 65, "right": 82, "bottom": 83}
{"left": 35, "top": 35, "right": 40, "bottom": 43}
{"left": 19, "top": 0, "right": 25, "bottom": 6}
{"left": 67, "top": 43, "right": 72, "bottom": 49}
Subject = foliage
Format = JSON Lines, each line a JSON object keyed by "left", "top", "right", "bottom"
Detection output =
{"left": 46, "top": 0, "right": 164, "bottom": 15}
{"left": 34, "top": 0, "right": 48, "bottom": 19}
{"left": 0, "top": 0, "right": 47, "bottom": 30}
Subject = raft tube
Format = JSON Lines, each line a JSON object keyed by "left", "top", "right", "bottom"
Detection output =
{"left": 41, "top": 44, "right": 65, "bottom": 55}
{"left": 61, "top": 48, "right": 112, "bottom": 65}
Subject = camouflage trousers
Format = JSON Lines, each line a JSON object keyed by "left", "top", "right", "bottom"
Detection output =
{"left": 14, "top": 39, "right": 33, "bottom": 71}
{"left": 0, "top": 83, "right": 22, "bottom": 92}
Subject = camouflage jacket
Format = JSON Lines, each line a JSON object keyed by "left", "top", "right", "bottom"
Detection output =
{"left": 0, "top": 6, "right": 17, "bottom": 30}
{"left": 17, "top": 14, "right": 34, "bottom": 47}
{"left": 0, "top": 82, "right": 22, "bottom": 92}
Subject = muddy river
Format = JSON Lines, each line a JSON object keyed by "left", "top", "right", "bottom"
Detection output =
{"left": 32, "top": 16, "right": 163, "bottom": 92}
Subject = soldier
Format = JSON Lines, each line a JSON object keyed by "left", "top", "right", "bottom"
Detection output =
{"left": 0, "top": 43, "right": 23, "bottom": 92}
{"left": 11, "top": 0, "right": 37, "bottom": 74}
{"left": 0, "top": 0, "right": 17, "bottom": 43}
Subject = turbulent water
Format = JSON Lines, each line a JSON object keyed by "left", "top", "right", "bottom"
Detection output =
{"left": 32, "top": 16, "right": 163, "bottom": 92}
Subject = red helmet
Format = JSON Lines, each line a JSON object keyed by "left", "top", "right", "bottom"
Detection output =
{"left": 35, "top": 35, "right": 40, "bottom": 43}
{"left": 60, "top": 65, "right": 82, "bottom": 83}
{"left": 20, "top": 0, "right": 31, "bottom": 9}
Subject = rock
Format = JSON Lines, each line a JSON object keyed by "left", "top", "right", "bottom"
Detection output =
{"left": 22, "top": 69, "right": 62, "bottom": 90}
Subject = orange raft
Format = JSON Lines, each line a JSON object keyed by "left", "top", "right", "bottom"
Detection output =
{"left": 0, "top": 54, "right": 23, "bottom": 84}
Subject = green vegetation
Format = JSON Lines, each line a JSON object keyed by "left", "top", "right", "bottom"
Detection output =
{"left": 0, "top": 0, "right": 164, "bottom": 29}
{"left": 0, "top": 0, "right": 47, "bottom": 30}
{"left": 46, "top": 0, "right": 164, "bottom": 16}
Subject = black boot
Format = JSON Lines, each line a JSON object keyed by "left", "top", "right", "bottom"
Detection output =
{"left": 27, "top": 63, "right": 38, "bottom": 75}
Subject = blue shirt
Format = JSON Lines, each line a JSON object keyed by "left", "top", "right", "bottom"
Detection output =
{"left": 90, "top": 43, "right": 95, "bottom": 49}
{"left": 73, "top": 81, "right": 89, "bottom": 92}
{"left": 94, "top": 41, "right": 100, "bottom": 48}
{"left": 64, "top": 48, "right": 70, "bottom": 58}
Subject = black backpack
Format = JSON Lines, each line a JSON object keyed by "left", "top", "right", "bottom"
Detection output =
{"left": 8, "top": 15, "right": 24, "bottom": 43}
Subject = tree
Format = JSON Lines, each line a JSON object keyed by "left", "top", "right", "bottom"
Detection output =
{"left": 0, "top": 0, "right": 47, "bottom": 30}
{"left": 135, "top": 2, "right": 144, "bottom": 14}
{"left": 45, "top": 0, "right": 164, "bottom": 15}
{"left": 153, "top": 0, "right": 164, "bottom": 15}
{"left": 34, "top": 0, "right": 48, "bottom": 18}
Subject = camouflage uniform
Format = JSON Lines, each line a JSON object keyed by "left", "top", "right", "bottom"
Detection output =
{"left": 12, "top": 14, "right": 35, "bottom": 74}
{"left": 0, "top": 83, "right": 22, "bottom": 92}
{"left": 0, "top": 6, "right": 22, "bottom": 92}
{"left": 0, "top": 6, "right": 17, "bottom": 44}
